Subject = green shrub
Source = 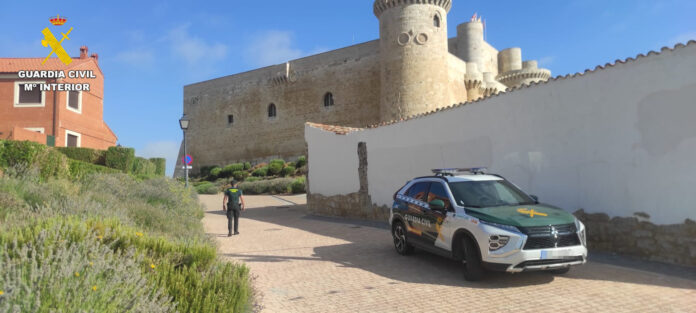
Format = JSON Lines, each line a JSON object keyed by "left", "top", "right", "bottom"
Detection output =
{"left": 295, "top": 155, "right": 307, "bottom": 168}
{"left": 56, "top": 147, "right": 106, "bottom": 165}
{"left": 243, "top": 162, "right": 251, "bottom": 170}
{"left": 291, "top": 176, "right": 306, "bottom": 194}
{"left": 195, "top": 182, "right": 218, "bottom": 194}
{"left": 131, "top": 157, "right": 156, "bottom": 176}
{"left": 268, "top": 159, "right": 285, "bottom": 175}
{"left": 281, "top": 165, "right": 295, "bottom": 177}
{"left": 150, "top": 158, "right": 166, "bottom": 176}
{"left": 37, "top": 148, "right": 70, "bottom": 180}
{"left": 221, "top": 163, "right": 244, "bottom": 177}
{"left": 104, "top": 146, "right": 135, "bottom": 173}
{"left": 0, "top": 140, "right": 45, "bottom": 169}
{"left": 209, "top": 166, "right": 222, "bottom": 178}
{"left": 232, "top": 170, "right": 247, "bottom": 181}
{"left": 244, "top": 176, "right": 261, "bottom": 182}
{"left": 251, "top": 166, "right": 268, "bottom": 177}
{"left": 238, "top": 177, "right": 294, "bottom": 195}
{"left": 68, "top": 159, "right": 120, "bottom": 180}
{"left": 199, "top": 165, "right": 217, "bottom": 177}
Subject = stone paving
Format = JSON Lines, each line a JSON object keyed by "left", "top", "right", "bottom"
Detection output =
{"left": 201, "top": 194, "right": 696, "bottom": 313}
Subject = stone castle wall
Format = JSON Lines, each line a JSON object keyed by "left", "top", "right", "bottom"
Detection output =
{"left": 181, "top": 41, "right": 382, "bottom": 170}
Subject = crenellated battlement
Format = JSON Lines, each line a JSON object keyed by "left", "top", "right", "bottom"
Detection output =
{"left": 373, "top": 0, "right": 452, "bottom": 17}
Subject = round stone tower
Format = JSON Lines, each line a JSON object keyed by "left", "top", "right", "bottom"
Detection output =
{"left": 374, "top": 0, "right": 453, "bottom": 122}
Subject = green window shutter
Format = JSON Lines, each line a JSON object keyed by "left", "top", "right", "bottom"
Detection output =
{"left": 46, "top": 135, "right": 55, "bottom": 147}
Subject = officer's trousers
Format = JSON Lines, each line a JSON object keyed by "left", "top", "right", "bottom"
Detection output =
{"left": 227, "top": 209, "right": 240, "bottom": 234}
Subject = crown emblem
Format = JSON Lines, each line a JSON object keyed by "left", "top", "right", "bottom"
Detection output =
{"left": 49, "top": 14, "right": 67, "bottom": 26}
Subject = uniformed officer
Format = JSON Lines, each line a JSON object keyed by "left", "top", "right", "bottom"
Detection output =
{"left": 222, "top": 181, "right": 245, "bottom": 236}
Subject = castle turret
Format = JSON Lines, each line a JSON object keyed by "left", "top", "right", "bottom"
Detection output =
{"left": 497, "top": 48, "right": 551, "bottom": 88}
{"left": 456, "top": 20, "right": 484, "bottom": 71}
{"left": 374, "top": 0, "right": 453, "bottom": 121}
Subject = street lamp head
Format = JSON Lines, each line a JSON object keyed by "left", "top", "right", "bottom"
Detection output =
{"left": 179, "top": 115, "right": 190, "bottom": 130}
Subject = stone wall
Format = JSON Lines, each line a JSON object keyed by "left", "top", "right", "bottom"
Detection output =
{"left": 574, "top": 209, "right": 696, "bottom": 266}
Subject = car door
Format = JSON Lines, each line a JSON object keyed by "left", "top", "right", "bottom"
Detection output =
{"left": 423, "top": 182, "right": 454, "bottom": 248}
{"left": 402, "top": 181, "right": 431, "bottom": 244}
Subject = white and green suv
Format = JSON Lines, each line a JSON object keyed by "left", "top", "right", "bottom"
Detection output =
{"left": 390, "top": 168, "right": 587, "bottom": 281}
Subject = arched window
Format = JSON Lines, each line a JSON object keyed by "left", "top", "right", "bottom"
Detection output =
{"left": 323, "top": 92, "right": 334, "bottom": 107}
{"left": 434, "top": 15, "right": 441, "bottom": 28}
{"left": 268, "top": 103, "right": 276, "bottom": 118}
{"left": 227, "top": 114, "right": 234, "bottom": 125}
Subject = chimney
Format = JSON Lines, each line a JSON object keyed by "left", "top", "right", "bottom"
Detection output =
{"left": 90, "top": 53, "right": 99, "bottom": 63}
{"left": 80, "top": 46, "right": 88, "bottom": 59}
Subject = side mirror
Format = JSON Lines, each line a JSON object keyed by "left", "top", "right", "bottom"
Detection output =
{"left": 429, "top": 199, "right": 445, "bottom": 210}
{"left": 529, "top": 195, "right": 539, "bottom": 203}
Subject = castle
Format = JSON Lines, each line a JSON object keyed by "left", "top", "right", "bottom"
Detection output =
{"left": 176, "top": 0, "right": 550, "bottom": 173}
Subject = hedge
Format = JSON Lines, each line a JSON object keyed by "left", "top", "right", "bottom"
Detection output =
{"left": 0, "top": 140, "right": 45, "bottom": 169}
{"left": 132, "top": 157, "right": 156, "bottom": 176}
{"left": 238, "top": 178, "right": 295, "bottom": 195}
{"left": 56, "top": 147, "right": 105, "bottom": 165}
{"left": 195, "top": 182, "right": 219, "bottom": 194}
{"left": 221, "top": 163, "right": 244, "bottom": 178}
{"left": 105, "top": 146, "right": 135, "bottom": 173}
{"left": 290, "top": 176, "right": 306, "bottom": 194}
{"left": 150, "top": 158, "right": 166, "bottom": 176}
{"left": 68, "top": 159, "right": 120, "bottom": 180}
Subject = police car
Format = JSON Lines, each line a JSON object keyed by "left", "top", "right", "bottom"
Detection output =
{"left": 390, "top": 168, "right": 587, "bottom": 281}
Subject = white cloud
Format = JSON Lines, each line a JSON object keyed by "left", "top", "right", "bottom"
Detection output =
{"left": 167, "top": 24, "right": 228, "bottom": 66}
{"left": 139, "top": 140, "right": 180, "bottom": 176}
{"left": 246, "top": 30, "right": 305, "bottom": 67}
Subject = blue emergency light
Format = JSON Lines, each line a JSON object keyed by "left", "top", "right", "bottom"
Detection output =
{"left": 432, "top": 167, "right": 487, "bottom": 176}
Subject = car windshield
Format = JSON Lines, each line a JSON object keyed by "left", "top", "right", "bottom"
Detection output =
{"left": 447, "top": 180, "right": 535, "bottom": 208}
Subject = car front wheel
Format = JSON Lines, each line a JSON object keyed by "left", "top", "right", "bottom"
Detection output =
{"left": 392, "top": 221, "right": 414, "bottom": 255}
{"left": 462, "top": 236, "right": 485, "bottom": 281}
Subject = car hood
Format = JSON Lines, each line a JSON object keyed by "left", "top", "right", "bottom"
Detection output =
{"left": 465, "top": 204, "right": 575, "bottom": 227}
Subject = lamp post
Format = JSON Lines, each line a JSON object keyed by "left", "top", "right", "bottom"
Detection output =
{"left": 179, "top": 114, "right": 190, "bottom": 187}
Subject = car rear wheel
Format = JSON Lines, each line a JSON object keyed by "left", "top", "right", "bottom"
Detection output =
{"left": 462, "top": 236, "right": 485, "bottom": 281}
{"left": 392, "top": 221, "right": 414, "bottom": 255}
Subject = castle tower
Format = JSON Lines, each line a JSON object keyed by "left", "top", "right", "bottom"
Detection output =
{"left": 374, "top": 0, "right": 453, "bottom": 122}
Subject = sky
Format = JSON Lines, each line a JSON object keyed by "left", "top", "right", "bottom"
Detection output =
{"left": 1, "top": 0, "right": 694, "bottom": 175}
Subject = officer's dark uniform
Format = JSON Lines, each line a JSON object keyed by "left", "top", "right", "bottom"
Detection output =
{"left": 224, "top": 187, "right": 243, "bottom": 235}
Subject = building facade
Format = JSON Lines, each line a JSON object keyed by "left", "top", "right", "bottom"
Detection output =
{"left": 0, "top": 46, "right": 117, "bottom": 149}
{"left": 177, "top": 0, "right": 550, "bottom": 174}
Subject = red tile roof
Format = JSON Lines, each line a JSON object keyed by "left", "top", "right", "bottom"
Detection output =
{"left": 0, "top": 57, "right": 93, "bottom": 73}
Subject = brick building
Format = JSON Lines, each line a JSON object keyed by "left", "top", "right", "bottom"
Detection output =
{"left": 0, "top": 46, "right": 117, "bottom": 149}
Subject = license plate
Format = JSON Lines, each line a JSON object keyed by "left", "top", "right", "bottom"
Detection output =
{"left": 540, "top": 250, "right": 548, "bottom": 259}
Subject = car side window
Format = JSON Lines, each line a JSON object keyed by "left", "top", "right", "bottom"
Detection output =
{"left": 406, "top": 182, "right": 430, "bottom": 202}
{"left": 427, "top": 182, "right": 453, "bottom": 211}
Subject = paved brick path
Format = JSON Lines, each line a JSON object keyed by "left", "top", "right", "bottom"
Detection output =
{"left": 201, "top": 194, "right": 696, "bottom": 313}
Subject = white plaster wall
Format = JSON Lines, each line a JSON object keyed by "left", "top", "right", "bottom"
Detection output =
{"left": 306, "top": 43, "right": 696, "bottom": 224}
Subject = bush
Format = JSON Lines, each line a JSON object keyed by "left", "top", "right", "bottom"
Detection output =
{"left": 251, "top": 166, "right": 268, "bottom": 177}
{"left": 104, "top": 146, "right": 135, "bottom": 173}
{"left": 0, "top": 172, "right": 254, "bottom": 312}
{"left": 37, "top": 148, "right": 70, "bottom": 180}
{"left": 150, "top": 158, "right": 166, "bottom": 176}
{"left": 69, "top": 159, "right": 120, "bottom": 180}
{"left": 221, "top": 163, "right": 244, "bottom": 178}
{"left": 281, "top": 165, "right": 295, "bottom": 177}
{"left": 195, "top": 182, "right": 218, "bottom": 194}
{"left": 243, "top": 162, "right": 251, "bottom": 170}
{"left": 244, "top": 177, "right": 261, "bottom": 182}
{"left": 291, "top": 176, "right": 306, "bottom": 194}
{"left": 199, "top": 165, "right": 217, "bottom": 177}
{"left": 56, "top": 147, "right": 106, "bottom": 165}
{"left": 232, "top": 170, "right": 247, "bottom": 181}
{"left": 209, "top": 166, "right": 222, "bottom": 178}
{"left": 238, "top": 177, "right": 294, "bottom": 195}
{"left": 132, "top": 157, "right": 156, "bottom": 176}
{"left": 268, "top": 159, "right": 285, "bottom": 175}
{"left": 295, "top": 155, "right": 307, "bottom": 168}
{"left": 0, "top": 140, "right": 45, "bottom": 169}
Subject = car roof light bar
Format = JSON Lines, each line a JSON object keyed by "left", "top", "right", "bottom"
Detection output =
{"left": 431, "top": 167, "right": 488, "bottom": 176}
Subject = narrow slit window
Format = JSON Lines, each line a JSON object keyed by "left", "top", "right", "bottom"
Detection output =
{"left": 227, "top": 114, "right": 234, "bottom": 125}
{"left": 323, "top": 92, "right": 334, "bottom": 107}
{"left": 268, "top": 103, "right": 276, "bottom": 118}
{"left": 434, "top": 15, "right": 441, "bottom": 28}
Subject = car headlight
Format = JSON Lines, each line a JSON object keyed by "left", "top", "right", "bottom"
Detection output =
{"left": 575, "top": 218, "right": 587, "bottom": 246}
{"left": 480, "top": 220, "right": 520, "bottom": 233}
